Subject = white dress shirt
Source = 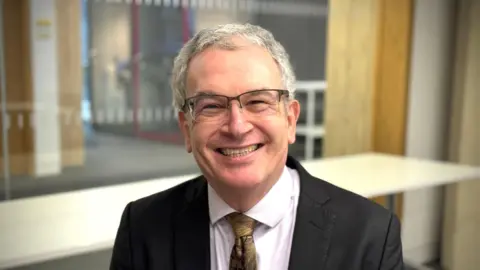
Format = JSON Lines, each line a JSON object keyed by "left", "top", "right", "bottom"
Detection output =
{"left": 208, "top": 166, "right": 300, "bottom": 270}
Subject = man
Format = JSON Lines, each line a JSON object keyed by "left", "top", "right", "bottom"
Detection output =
{"left": 110, "top": 23, "right": 403, "bottom": 270}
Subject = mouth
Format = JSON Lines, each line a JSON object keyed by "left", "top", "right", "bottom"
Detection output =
{"left": 215, "top": 144, "right": 264, "bottom": 157}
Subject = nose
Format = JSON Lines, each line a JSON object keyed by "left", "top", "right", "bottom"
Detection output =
{"left": 220, "top": 102, "right": 254, "bottom": 138}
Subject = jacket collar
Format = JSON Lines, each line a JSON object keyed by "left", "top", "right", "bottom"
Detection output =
{"left": 286, "top": 155, "right": 336, "bottom": 270}
{"left": 173, "top": 155, "right": 336, "bottom": 270}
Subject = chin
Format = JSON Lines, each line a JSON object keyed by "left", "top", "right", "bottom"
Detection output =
{"left": 197, "top": 145, "right": 273, "bottom": 189}
{"left": 215, "top": 169, "right": 264, "bottom": 189}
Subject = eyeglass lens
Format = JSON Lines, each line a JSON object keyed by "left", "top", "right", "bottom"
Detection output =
{"left": 188, "top": 90, "right": 286, "bottom": 122}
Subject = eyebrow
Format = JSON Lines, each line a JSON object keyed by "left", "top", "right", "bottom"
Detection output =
{"left": 185, "top": 90, "right": 219, "bottom": 100}
{"left": 189, "top": 88, "right": 277, "bottom": 98}
{"left": 196, "top": 90, "right": 218, "bottom": 96}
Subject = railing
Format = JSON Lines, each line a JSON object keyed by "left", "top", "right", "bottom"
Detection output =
{"left": 295, "top": 80, "right": 326, "bottom": 160}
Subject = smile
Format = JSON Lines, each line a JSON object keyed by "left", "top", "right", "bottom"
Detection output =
{"left": 216, "top": 144, "right": 264, "bottom": 157}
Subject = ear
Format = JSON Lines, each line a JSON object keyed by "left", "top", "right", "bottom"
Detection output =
{"left": 178, "top": 111, "right": 192, "bottom": 152}
{"left": 286, "top": 100, "right": 300, "bottom": 144}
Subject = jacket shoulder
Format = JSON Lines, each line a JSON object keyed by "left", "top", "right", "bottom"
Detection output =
{"left": 288, "top": 155, "right": 393, "bottom": 221}
{"left": 307, "top": 177, "right": 403, "bottom": 268}
{"left": 126, "top": 175, "right": 206, "bottom": 226}
{"left": 311, "top": 175, "right": 396, "bottom": 227}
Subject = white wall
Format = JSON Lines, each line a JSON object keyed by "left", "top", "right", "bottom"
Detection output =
{"left": 29, "top": 0, "right": 61, "bottom": 176}
{"left": 402, "top": 0, "right": 455, "bottom": 264}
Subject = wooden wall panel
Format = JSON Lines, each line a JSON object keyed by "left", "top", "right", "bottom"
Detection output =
{"left": 371, "top": 0, "right": 413, "bottom": 218}
{"left": 323, "top": 0, "right": 378, "bottom": 157}
{"left": 324, "top": 0, "right": 413, "bottom": 217}
{"left": 56, "top": 0, "right": 84, "bottom": 167}
{"left": 372, "top": 0, "right": 412, "bottom": 155}
{"left": 0, "top": 0, "right": 34, "bottom": 175}
{"left": 442, "top": 0, "right": 480, "bottom": 268}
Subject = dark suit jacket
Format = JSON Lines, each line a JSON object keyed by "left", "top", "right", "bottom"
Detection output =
{"left": 110, "top": 155, "right": 403, "bottom": 270}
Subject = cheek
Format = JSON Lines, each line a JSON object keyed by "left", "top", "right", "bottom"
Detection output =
{"left": 190, "top": 125, "right": 212, "bottom": 149}
{"left": 258, "top": 119, "right": 289, "bottom": 145}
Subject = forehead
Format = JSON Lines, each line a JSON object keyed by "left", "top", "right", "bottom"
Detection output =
{"left": 185, "top": 43, "right": 283, "bottom": 97}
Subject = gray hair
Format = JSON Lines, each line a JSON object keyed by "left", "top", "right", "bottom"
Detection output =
{"left": 170, "top": 23, "right": 296, "bottom": 111}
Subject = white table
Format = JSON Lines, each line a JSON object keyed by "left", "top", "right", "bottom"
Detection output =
{"left": 0, "top": 153, "right": 479, "bottom": 269}
{"left": 304, "top": 153, "right": 480, "bottom": 197}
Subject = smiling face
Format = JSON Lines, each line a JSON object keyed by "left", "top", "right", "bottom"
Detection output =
{"left": 178, "top": 40, "right": 300, "bottom": 194}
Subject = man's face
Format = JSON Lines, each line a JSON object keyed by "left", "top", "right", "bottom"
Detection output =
{"left": 178, "top": 42, "right": 300, "bottom": 191}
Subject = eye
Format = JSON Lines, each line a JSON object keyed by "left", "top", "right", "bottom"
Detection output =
{"left": 247, "top": 100, "right": 267, "bottom": 105}
{"left": 204, "top": 104, "right": 223, "bottom": 109}
{"left": 195, "top": 97, "right": 225, "bottom": 110}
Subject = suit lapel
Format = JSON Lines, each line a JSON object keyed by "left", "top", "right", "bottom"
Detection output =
{"left": 174, "top": 178, "right": 210, "bottom": 270}
{"left": 287, "top": 156, "right": 336, "bottom": 270}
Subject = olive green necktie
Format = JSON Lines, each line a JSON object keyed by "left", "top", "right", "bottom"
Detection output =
{"left": 226, "top": 212, "right": 258, "bottom": 270}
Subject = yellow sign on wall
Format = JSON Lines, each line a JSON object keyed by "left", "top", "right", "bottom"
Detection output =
{"left": 35, "top": 19, "right": 52, "bottom": 40}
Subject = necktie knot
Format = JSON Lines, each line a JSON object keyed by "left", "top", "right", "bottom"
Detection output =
{"left": 226, "top": 212, "right": 257, "bottom": 238}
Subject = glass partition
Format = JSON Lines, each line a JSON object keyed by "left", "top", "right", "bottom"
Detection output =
{"left": 0, "top": 0, "right": 328, "bottom": 201}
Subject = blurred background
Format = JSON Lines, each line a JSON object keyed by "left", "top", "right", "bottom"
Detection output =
{"left": 0, "top": 0, "right": 327, "bottom": 199}
{"left": 0, "top": 0, "right": 478, "bottom": 269}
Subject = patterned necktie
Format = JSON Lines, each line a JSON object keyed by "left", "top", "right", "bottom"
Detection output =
{"left": 226, "top": 212, "right": 258, "bottom": 270}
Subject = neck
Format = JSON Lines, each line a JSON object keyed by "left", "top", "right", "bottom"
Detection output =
{"left": 213, "top": 168, "right": 283, "bottom": 213}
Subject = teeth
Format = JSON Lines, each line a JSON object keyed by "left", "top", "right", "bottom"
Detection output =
{"left": 220, "top": 145, "right": 259, "bottom": 157}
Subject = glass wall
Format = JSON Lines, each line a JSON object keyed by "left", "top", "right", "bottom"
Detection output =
{"left": 0, "top": 0, "right": 328, "bottom": 201}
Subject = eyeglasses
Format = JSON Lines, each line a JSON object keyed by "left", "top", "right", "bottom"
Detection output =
{"left": 182, "top": 89, "right": 289, "bottom": 123}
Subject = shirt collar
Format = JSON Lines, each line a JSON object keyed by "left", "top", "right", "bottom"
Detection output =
{"left": 208, "top": 166, "right": 296, "bottom": 228}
